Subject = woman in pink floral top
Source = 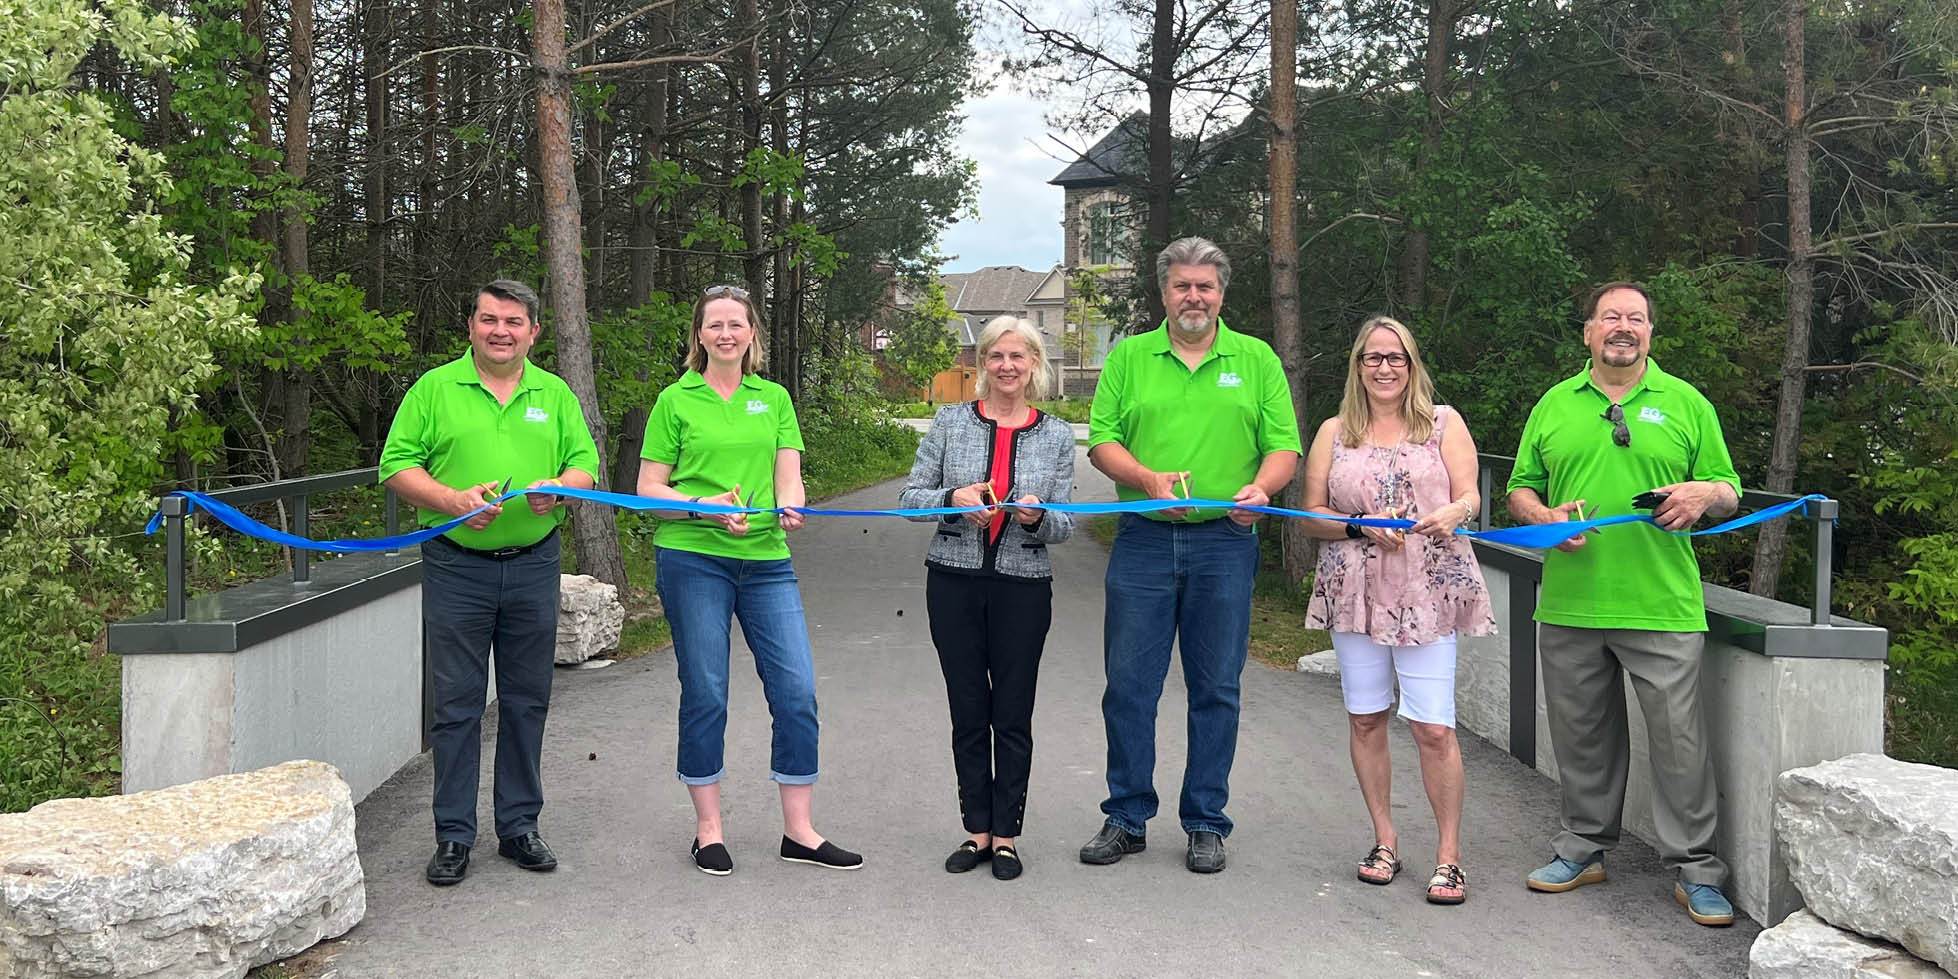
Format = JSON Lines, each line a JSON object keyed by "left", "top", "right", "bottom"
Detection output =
{"left": 1301, "top": 316, "right": 1495, "bottom": 906}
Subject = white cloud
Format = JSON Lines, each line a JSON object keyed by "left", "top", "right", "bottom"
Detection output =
{"left": 939, "top": 84, "right": 1069, "bottom": 273}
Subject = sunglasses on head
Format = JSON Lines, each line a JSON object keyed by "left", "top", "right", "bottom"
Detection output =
{"left": 702, "top": 284, "right": 750, "bottom": 300}
{"left": 1603, "top": 403, "right": 1631, "bottom": 447}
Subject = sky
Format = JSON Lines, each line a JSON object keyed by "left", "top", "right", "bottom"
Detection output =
{"left": 935, "top": 76, "right": 1072, "bottom": 275}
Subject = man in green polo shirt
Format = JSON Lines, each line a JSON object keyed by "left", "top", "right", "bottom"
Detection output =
{"left": 1078, "top": 236, "right": 1301, "bottom": 875}
{"left": 378, "top": 279, "right": 600, "bottom": 886}
{"left": 1505, "top": 280, "right": 1742, "bottom": 927}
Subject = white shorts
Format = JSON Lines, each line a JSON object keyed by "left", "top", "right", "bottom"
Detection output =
{"left": 1330, "top": 631, "right": 1459, "bottom": 728}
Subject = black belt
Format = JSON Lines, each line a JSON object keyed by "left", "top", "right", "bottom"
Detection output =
{"left": 438, "top": 528, "right": 558, "bottom": 560}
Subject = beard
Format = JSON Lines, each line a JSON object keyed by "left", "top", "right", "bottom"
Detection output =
{"left": 1598, "top": 339, "right": 1642, "bottom": 367}
{"left": 1170, "top": 307, "right": 1214, "bottom": 337}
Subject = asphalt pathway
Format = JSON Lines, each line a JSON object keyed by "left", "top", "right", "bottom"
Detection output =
{"left": 321, "top": 447, "right": 1758, "bottom": 978}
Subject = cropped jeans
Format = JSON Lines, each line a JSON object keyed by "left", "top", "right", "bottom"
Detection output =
{"left": 655, "top": 548, "right": 821, "bottom": 785}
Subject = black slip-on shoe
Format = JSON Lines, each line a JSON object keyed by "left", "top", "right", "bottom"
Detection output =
{"left": 1186, "top": 830, "right": 1226, "bottom": 874}
{"left": 1078, "top": 821, "right": 1146, "bottom": 865}
{"left": 496, "top": 831, "right": 558, "bottom": 871}
{"left": 945, "top": 840, "right": 992, "bottom": 874}
{"left": 780, "top": 836, "right": 864, "bottom": 870}
{"left": 426, "top": 841, "right": 470, "bottom": 886}
{"left": 692, "top": 838, "right": 733, "bottom": 876}
{"left": 992, "top": 845, "right": 1023, "bottom": 881}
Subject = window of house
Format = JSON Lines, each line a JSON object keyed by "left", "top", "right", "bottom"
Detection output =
{"left": 1087, "top": 201, "right": 1124, "bottom": 266}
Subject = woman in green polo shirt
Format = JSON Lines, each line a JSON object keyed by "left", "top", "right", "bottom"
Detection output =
{"left": 636, "top": 285, "right": 861, "bottom": 876}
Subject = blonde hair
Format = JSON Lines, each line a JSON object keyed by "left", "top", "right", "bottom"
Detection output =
{"left": 1337, "top": 316, "right": 1437, "bottom": 448}
{"left": 973, "top": 316, "right": 1051, "bottom": 402}
{"left": 687, "top": 287, "right": 768, "bottom": 374}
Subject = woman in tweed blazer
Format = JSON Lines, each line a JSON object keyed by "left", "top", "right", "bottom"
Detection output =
{"left": 898, "top": 316, "right": 1076, "bottom": 881}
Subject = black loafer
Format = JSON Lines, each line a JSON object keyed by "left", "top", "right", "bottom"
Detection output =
{"left": 692, "top": 838, "right": 733, "bottom": 876}
{"left": 780, "top": 836, "right": 864, "bottom": 870}
{"left": 497, "top": 832, "right": 558, "bottom": 871}
{"left": 945, "top": 840, "right": 992, "bottom": 874}
{"left": 992, "top": 845, "right": 1023, "bottom": 881}
{"left": 1187, "top": 830, "right": 1226, "bottom": 874}
{"left": 426, "top": 841, "right": 470, "bottom": 886}
{"left": 1079, "top": 821, "right": 1146, "bottom": 865}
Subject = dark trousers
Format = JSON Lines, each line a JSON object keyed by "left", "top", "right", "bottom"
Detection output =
{"left": 926, "top": 567, "right": 1052, "bottom": 838}
{"left": 422, "top": 533, "right": 561, "bottom": 846}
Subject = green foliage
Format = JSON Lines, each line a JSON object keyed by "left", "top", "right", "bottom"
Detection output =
{"left": 799, "top": 413, "right": 922, "bottom": 502}
{"left": 592, "top": 293, "right": 690, "bottom": 423}
{"left": 492, "top": 223, "right": 544, "bottom": 286}
{"left": 265, "top": 273, "right": 412, "bottom": 372}
{"left": 0, "top": 0, "right": 257, "bottom": 810}
{"left": 881, "top": 279, "right": 959, "bottom": 391}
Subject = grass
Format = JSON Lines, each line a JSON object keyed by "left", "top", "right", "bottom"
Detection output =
{"left": 1083, "top": 515, "right": 1328, "bottom": 671}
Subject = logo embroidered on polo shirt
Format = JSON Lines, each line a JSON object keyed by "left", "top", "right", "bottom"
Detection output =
{"left": 524, "top": 406, "right": 549, "bottom": 423}
{"left": 1639, "top": 406, "right": 1666, "bottom": 424}
{"left": 1217, "top": 372, "right": 1243, "bottom": 388}
{"left": 746, "top": 399, "right": 770, "bottom": 414}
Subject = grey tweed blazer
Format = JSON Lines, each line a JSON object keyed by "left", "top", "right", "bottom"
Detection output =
{"left": 898, "top": 402, "right": 1076, "bottom": 579}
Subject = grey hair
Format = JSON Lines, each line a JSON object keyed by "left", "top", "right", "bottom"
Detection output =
{"left": 973, "top": 316, "right": 1052, "bottom": 403}
{"left": 476, "top": 279, "right": 542, "bottom": 326}
{"left": 1155, "top": 236, "right": 1232, "bottom": 293}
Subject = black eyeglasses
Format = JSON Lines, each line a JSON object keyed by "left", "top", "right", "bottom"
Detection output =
{"left": 1603, "top": 403, "right": 1631, "bottom": 447}
{"left": 1359, "top": 352, "right": 1410, "bottom": 368}
{"left": 702, "top": 284, "right": 750, "bottom": 300}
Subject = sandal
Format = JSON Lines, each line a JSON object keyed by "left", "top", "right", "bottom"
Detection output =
{"left": 1356, "top": 843, "right": 1401, "bottom": 885}
{"left": 1426, "top": 863, "right": 1467, "bottom": 905}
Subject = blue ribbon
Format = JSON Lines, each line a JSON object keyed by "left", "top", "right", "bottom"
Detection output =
{"left": 148, "top": 487, "right": 1831, "bottom": 555}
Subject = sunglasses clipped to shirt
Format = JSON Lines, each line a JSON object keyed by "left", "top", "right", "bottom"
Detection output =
{"left": 1603, "top": 403, "right": 1631, "bottom": 447}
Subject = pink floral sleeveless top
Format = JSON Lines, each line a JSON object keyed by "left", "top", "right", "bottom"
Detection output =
{"left": 1305, "top": 406, "right": 1496, "bottom": 646}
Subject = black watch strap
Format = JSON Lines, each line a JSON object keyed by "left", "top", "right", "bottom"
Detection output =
{"left": 1345, "top": 513, "right": 1364, "bottom": 539}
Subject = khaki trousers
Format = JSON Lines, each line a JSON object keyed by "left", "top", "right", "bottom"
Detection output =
{"left": 1538, "top": 624, "right": 1728, "bottom": 886}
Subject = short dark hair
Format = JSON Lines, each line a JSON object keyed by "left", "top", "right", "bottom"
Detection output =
{"left": 475, "top": 279, "right": 542, "bottom": 326}
{"left": 1584, "top": 280, "right": 1654, "bottom": 323}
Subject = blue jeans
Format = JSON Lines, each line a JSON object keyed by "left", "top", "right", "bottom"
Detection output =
{"left": 655, "top": 548, "right": 820, "bottom": 785}
{"left": 1100, "top": 515, "right": 1258, "bottom": 837}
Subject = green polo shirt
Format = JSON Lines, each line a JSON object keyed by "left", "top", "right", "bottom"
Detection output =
{"left": 378, "top": 354, "right": 601, "bottom": 550}
{"left": 1507, "top": 359, "right": 1742, "bottom": 631}
{"left": 1088, "top": 319, "right": 1302, "bottom": 522}
{"left": 642, "top": 370, "right": 804, "bottom": 560}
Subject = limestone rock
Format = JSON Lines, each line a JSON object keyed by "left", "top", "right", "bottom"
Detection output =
{"left": 1296, "top": 650, "right": 1340, "bottom": 675}
{"left": 1749, "top": 911, "right": 1950, "bottom": 979}
{"left": 556, "top": 573, "right": 624, "bottom": 665}
{"left": 1776, "top": 753, "right": 1958, "bottom": 974}
{"left": 0, "top": 760, "right": 364, "bottom": 979}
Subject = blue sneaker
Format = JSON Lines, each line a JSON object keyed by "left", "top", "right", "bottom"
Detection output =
{"left": 1526, "top": 855, "right": 1605, "bottom": 893}
{"left": 1674, "top": 882, "right": 1735, "bottom": 926}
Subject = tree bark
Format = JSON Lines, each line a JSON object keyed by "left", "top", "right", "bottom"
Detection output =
{"left": 1398, "top": 0, "right": 1452, "bottom": 313}
{"left": 738, "top": 0, "right": 769, "bottom": 349}
{"left": 535, "top": 0, "right": 628, "bottom": 588}
{"left": 1143, "top": 0, "right": 1174, "bottom": 330}
{"left": 280, "top": 0, "right": 315, "bottom": 477}
{"left": 1751, "top": 0, "right": 1811, "bottom": 599}
{"left": 363, "top": 0, "right": 388, "bottom": 304}
{"left": 1269, "top": 0, "right": 1313, "bottom": 584}
{"left": 614, "top": 12, "right": 672, "bottom": 495}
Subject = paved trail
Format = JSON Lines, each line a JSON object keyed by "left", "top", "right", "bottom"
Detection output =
{"left": 321, "top": 448, "right": 1757, "bottom": 978}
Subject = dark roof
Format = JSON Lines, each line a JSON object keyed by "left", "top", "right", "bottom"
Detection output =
{"left": 1049, "top": 112, "right": 1148, "bottom": 188}
{"left": 942, "top": 266, "right": 1049, "bottom": 313}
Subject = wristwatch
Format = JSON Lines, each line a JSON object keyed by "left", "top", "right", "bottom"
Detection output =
{"left": 1346, "top": 513, "right": 1364, "bottom": 539}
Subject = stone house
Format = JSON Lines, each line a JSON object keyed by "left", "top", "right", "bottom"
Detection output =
{"left": 876, "top": 264, "right": 1070, "bottom": 400}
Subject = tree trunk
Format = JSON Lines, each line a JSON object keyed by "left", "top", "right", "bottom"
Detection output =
{"left": 738, "top": 0, "right": 768, "bottom": 348}
{"left": 363, "top": 0, "right": 388, "bottom": 303}
{"left": 416, "top": 0, "right": 441, "bottom": 350}
{"left": 1751, "top": 0, "right": 1811, "bottom": 599}
{"left": 1269, "top": 0, "right": 1313, "bottom": 584}
{"left": 614, "top": 17, "right": 671, "bottom": 495}
{"left": 279, "top": 0, "right": 315, "bottom": 477}
{"left": 1143, "top": 0, "right": 1174, "bottom": 330}
{"left": 534, "top": 0, "right": 627, "bottom": 588}
{"left": 1398, "top": 0, "right": 1452, "bottom": 313}
{"left": 768, "top": 2, "right": 793, "bottom": 391}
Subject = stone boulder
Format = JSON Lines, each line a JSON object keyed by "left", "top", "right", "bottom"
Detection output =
{"left": 1776, "top": 753, "right": 1958, "bottom": 974}
{"left": 1296, "top": 650, "right": 1340, "bottom": 676}
{"left": 0, "top": 760, "right": 364, "bottom": 979}
{"left": 1749, "top": 911, "right": 1949, "bottom": 979}
{"left": 556, "top": 573, "right": 625, "bottom": 664}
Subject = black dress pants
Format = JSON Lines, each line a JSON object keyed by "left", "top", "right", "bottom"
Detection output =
{"left": 926, "top": 566, "right": 1052, "bottom": 837}
{"left": 422, "top": 533, "right": 561, "bottom": 846}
